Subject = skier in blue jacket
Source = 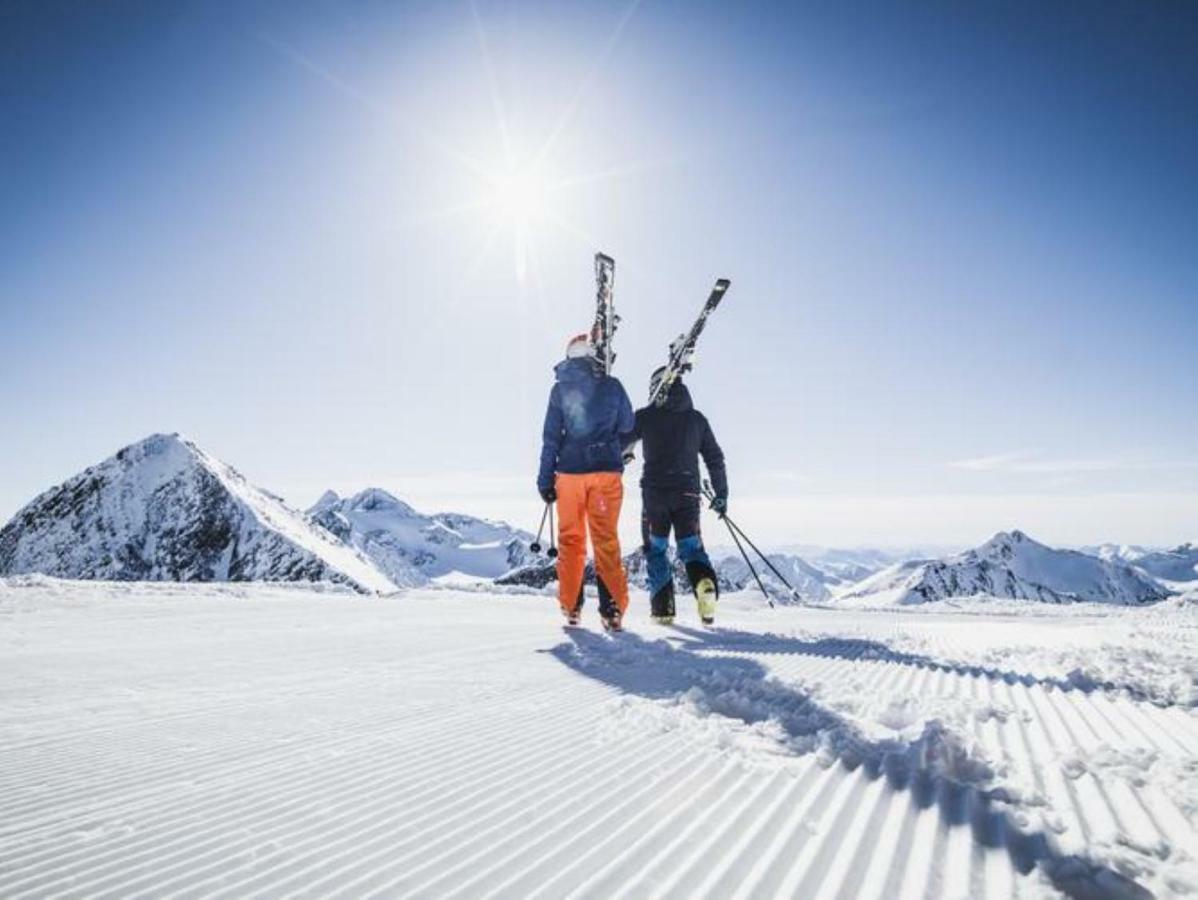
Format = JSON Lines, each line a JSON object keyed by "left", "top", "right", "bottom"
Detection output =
{"left": 537, "top": 334, "right": 636, "bottom": 629}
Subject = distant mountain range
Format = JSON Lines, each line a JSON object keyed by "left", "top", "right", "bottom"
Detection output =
{"left": 308, "top": 488, "right": 533, "bottom": 586}
{"left": 760, "top": 544, "right": 965, "bottom": 584}
{"left": 1, "top": 434, "right": 1192, "bottom": 607}
{"left": 839, "top": 530, "right": 1169, "bottom": 607}
{"left": 1084, "top": 542, "right": 1198, "bottom": 586}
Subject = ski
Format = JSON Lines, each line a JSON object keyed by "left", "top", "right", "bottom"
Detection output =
{"left": 647, "top": 277, "right": 730, "bottom": 406}
{"left": 591, "top": 252, "right": 617, "bottom": 374}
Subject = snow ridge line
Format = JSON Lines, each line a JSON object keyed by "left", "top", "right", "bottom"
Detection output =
{"left": 378, "top": 732, "right": 671, "bottom": 898}
{"left": 0, "top": 684, "right": 559, "bottom": 872}
{"left": 0, "top": 688, "right": 578, "bottom": 896}
{"left": 118, "top": 707, "right": 593, "bottom": 899}
{"left": 227, "top": 715, "right": 642, "bottom": 899}
{"left": 520, "top": 757, "right": 729, "bottom": 899}
{"left": 0, "top": 636, "right": 538, "bottom": 757}
{"left": 0, "top": 658, "right": 554, "bottom": 841}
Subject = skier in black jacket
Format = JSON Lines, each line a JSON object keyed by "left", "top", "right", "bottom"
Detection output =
{"left": 627, "top": 367, "right": 728, "bottom": 624}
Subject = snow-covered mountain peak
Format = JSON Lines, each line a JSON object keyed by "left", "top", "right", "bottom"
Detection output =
{"left": 996, "top": 528, "right": 1028, "bottom": 543}
{"left": 0, "top": 434, "right": 394, "bottom": 593}
{"left": 976, "top": 529, "right": 1032, "bottom": 556}
{"left": 341, "top": 488, "right": 418, "bottom": 517}
{"left": 120, "top": 430, "right": 189, "bottom": 457}
{"left": 311, "top": 489, "right": 342, "bottom": 514}
{"left": 107, "top": 432, "right": 201, "bottom": 486}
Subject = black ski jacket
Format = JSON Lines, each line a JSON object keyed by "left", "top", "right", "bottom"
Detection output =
{"left": 630, "top": 381, "right": 728, "bottom": 499}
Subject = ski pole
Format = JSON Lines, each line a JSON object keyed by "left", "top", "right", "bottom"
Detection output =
{"left": 530, "top": 502, "right": 551, "bottom": 554}
{"left": 686, "top": 488, "right": 773, "bottom": 608}
{"left": 722, "top": 512, "right": 773, "bottom": 608}
{"left": 702, "top": 481, "right": 800, "bottom": 602}
{"left": 725, "top": 516, "right": 800, "bottom": 601}
{"left": 547, "top": 502, "right": 558, "bottom": 559}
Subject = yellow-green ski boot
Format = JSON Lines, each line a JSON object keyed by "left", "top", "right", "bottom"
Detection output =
{"left": 696, "top": 577, "right": 718, "bottom": 625}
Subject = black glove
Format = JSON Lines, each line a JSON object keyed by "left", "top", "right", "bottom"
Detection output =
{"left": 539, "top": 486, "right": 557, "bottom": 504}
{"left": 710, "top": 496, "right": 728, "bottom": 517}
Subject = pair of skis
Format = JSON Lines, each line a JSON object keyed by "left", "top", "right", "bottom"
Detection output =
{"left": 591, "top": 253, "right": 617, "bottom": 375}
{"left": 588, "top": 251, "right": 731, "bottom": 400}
{"left": 646, "top": 277, "right": 730, "bottom": 406}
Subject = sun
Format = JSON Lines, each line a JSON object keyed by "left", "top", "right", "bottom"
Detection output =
{"left": 485, "top": 164, "right": 555, "bottom": 285}
{"left": 260, "top": 3, "right": 653, "bottom": 288}
{"left": 491, "top": 167, "right": 548, "bottom": 226}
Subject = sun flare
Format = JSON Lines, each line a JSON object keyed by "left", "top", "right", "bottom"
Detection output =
{"left": 491, "top": 167, "right": 548, "bottom": 226}
{"left": 484, "top": 164, "right": 557, "bottom": 286}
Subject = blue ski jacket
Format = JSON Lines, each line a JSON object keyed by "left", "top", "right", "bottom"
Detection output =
{"left": 537, "top": 358, "right": 635, "bottom": 491}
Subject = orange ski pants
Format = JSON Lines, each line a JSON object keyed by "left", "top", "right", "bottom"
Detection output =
{"left": 555, "top": 472, "right": 630, "bottom": 614}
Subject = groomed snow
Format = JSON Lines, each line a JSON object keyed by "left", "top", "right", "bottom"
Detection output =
{"left": 1, "top": 577, "right": 1195, "bottom": 898}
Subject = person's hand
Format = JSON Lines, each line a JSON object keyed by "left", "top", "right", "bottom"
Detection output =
{"left": 710, "top": 496, "right": 728, "bottom": 517}
{"left": 539, "top": 486, "right": 557, "bottom": 504}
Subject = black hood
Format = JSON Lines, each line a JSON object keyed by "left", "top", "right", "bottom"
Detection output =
{"left": 661, "top": 380, "right": 693, "bottom": 412}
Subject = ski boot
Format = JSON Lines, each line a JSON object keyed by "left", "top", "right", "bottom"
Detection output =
{"left": 598, "top": 583, "right": 624, "bottom": 632}
{"left": 560, "top": 585, "right": 587, "bottom": 627}
{"left": 683, "top": 559, "right": 719, "bottom": 625}
{"left": 650, "top": 582, "right": 676, "bottom": 625}
{"left": 695, "top": 578, "right": 718, "bottom": 625}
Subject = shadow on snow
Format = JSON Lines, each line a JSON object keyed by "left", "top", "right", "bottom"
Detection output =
{"left": 549, "top": 626, "right": 1152, "bottom": 900}
{"left": 668, "top": 624, "right": 1171, "bottom": 708}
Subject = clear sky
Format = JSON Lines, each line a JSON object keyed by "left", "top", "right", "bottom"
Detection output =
{"left": 3, "top": 1, "right": 1196, "bottom": 549}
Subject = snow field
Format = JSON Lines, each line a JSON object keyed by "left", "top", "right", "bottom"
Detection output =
{"left": 0, "top": 578, "right": 1195, "bottom": 898}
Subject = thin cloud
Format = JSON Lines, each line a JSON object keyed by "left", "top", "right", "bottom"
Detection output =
{"left": 947, "top": 452, "right": 1031, "bottom": 472}
{"left": 948, "top": 453, "right": 1198, "bottom": 475}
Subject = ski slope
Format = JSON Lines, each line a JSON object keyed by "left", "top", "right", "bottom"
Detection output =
{"left": 1, "top": 578, "right": 1195, "bottom": 898}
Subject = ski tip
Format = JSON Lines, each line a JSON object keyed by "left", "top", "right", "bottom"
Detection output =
{"left": 715, "top": 278, "right": 730, "bottom": 291}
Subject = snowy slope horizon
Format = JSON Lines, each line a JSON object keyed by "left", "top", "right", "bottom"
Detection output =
{"left": 0, "top": 433, "right": 394, "bottom": 593}
{"left": 840, "top": 529, "right": 1171, "bottom": 607}
{"left": 1, "top": 433, "right": 1190, "bottom": 605}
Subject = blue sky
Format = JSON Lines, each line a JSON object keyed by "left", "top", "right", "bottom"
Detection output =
{"left": 2, "top": 1, "right": 1196, "bottom": 547}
